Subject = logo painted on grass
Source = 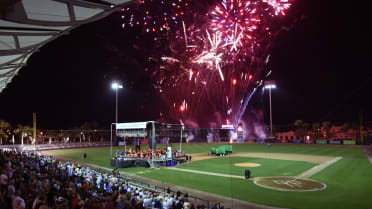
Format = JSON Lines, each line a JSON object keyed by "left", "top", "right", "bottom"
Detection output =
{"left": 254, "top": 176, "right": 326, "bottom": 192}
{"left": 234, "top": 163, "right": 261, "bottom": 167}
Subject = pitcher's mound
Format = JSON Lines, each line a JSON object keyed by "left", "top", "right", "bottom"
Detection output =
{"left": 234, "top": 163, "right": 261, "bottom": 167}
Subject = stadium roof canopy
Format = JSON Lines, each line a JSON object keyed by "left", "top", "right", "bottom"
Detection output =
{"left": 0, "top": 0, "right": 135, "bottom": 93}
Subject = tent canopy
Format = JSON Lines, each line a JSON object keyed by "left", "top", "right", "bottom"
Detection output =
{"left": 0, "top": 0, "right": 135, "bottom": 93}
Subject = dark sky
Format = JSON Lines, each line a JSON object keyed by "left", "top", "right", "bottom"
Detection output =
{"left": 0, "top": 0, "right": 371, "bottom": 129}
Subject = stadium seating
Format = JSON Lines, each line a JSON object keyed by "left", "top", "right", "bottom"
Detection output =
{"left": 0, "top": 148, "right": 209, "bottom": 209}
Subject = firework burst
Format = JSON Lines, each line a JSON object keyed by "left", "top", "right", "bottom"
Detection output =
{"left": 118, "top": 0, "right": 295, "bottom": 129}
{"left": 120, "top": 0, "right": 192, "bottom": 34}
{"left": 209, "top": 0, "right": 261, "bottom": 51}
{"left": 262, "top": 0, "right": 291, "bottom": 16}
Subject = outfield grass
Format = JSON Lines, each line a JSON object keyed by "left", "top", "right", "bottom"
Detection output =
{"left": 178, "top": 156, "right": 316, "bottom": 177}
{"left": 46, "top": 143, "right": 372, "bottom": 209}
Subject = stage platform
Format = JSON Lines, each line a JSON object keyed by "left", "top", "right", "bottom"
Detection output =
{"left": 110, "top": 157, "right": 181, "bottom": 168}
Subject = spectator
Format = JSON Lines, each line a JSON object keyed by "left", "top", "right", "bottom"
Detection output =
{"left": 163, "top": 196, "right": 173, "bottom": 209}
{"left": 0, "top": 149, "right": 208, "bottom": 209}
{"left": 34, "top": 194, "right": 47, "bottom": 209}
{"left": 12, "top": 190, "right": 25, "bottom": 209}
{"left": 0, "top": 170, "right": 8, "bottom": 188}
{"left": 211, "top": 204, "right": 218, "bottom": 209}
{"left": 32, "top": 191, "right": 46, "bottom": 209}
{"left": 154, "top": 196, "right": 162, "bottom": 208}
{"left": 183, "top": 198, "right": 190, "bottom": 209}
{"left": 7, "top": 179, "right": 15, "bottom": 200}
{"left": 0, "top": 190, "right": 6, "bottom": 209}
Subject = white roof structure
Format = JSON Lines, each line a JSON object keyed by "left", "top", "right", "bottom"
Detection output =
{"left": 116, "top": 122, "right": 151, "bottom": 130}
{"left": 0, "top": 0, "right": 135, "bottom": 93}
{"left": 116, "top": 121, "right": 154, "bottom": 137}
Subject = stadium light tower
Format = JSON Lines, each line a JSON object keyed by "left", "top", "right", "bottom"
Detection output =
{"left": 264, "top": 80, "right": 276, "bottom": 137}
{"left": 111, "top": 81, "right": 123, "bottom": 158}
{"left": 111, "top": 81, "right": 123, "bottom": 124}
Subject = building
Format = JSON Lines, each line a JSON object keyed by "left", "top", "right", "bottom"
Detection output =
{"left": 275, "top": 125, "right": 371, "bottom": 144}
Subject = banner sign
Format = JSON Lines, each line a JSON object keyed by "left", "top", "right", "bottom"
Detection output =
{"left": 343, "top": 140, "right": 355, "bottom": 145}
{"left": 116, "top": 122, "right": 148, "bottom": 130}
{"left": 141, "top": 140, "right": 149, "bottom": 145}
{"left": 255, "top": 139, "right": 265, "bottom": 143}
{"left": 329, "top": 140, "right": 342, "bottom": 145}
{"left": 292, "top": 139, "right": 304, "bottom": 144}
{"left": 316, "top": 140, "right": 328, "bottom": 144}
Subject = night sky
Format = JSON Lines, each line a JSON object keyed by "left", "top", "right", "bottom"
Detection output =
{"left": 0, "top": 0, "right": 371, "bottom": 129}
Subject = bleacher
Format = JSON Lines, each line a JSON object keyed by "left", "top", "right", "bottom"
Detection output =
{"left": 0, "top": 141, "right": 111, "bottom": 152}
{"left": 0, "top": 147, "right": 211, "bottom": 209}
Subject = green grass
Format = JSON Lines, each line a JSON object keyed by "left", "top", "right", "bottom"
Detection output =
{"left": 44, "top": 146, "right": 149, "bottom": 173}
{"left": 47, "top": 143, "right": 372, "bottom": 209}
{"left": 178, "top": 156, "right": 316, "bottom": 177}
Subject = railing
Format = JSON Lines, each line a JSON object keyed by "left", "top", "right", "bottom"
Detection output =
{"left": 155, "top": 185, "right": 210, "bottom": 208}
{"left": 126, "top": 178, "right": 151, "bottom": 188}
{"left": 116, "top": 175, "right": 210, "bottom": 208}
{"left": 0, "top": 142, "right": 111, "bottom": 151}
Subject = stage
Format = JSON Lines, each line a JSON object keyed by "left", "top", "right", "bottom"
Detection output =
{"left": 110, "top": 157, "right": 186, "bottom": 168}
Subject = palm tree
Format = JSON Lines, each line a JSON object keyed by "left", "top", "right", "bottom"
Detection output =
{"left": 44, "top": 130, "right": 59, "bottom": 144}
{"left": 294, "top": 120, "right": 304, "bottom": 139}
{"left": 302, "top": 123, "right": 310, "bottom": 139}
{"left": 0, "top": 120, "right": 11, "bottom": 144}
{"left": 341, "top": 123, "right": 350, "bottom": 139}
{"left": 312, "top": 123, "right": 321, "bottom": 139}
{"left": 69, "top": 128, "right": 82, "bottom": 143}
{"left": 81, "top": 121, "right": 99, "bottom": 130}
{"left": 14, "top": 124, "right": 33, "bottom": 145}
{"left": 322, "top": 121, "right": 332, "bottom": 140}
{"left": 36, "top": 129, "right": 45, "bottom": 144}
{"left": 0, "top": 120, "right": 11, "bottom": 130}
{"left": 0, "top": 129, "right": 7, "bottom": 144}
{"left": 57, "top": 130, "right": 65, "bottom": 143}
{"left": 350, "top": 122, "right": 360, "bottom": 141}
{"left": 81, "top": 121, "right": 100, "bottom": 143}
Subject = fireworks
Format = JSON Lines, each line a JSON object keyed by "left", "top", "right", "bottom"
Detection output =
{"left": 119, "top": 0, "right": 295, "bottom": 129}
{"left": 210, "top": 0, "right": 260, "bottom": 51}
{"left": 262, "top": 0, "right": 291, "bottom": 16}
{"left": 192, "top": 30, "right": 225, "bottom": 81}
{"left": 120, "top": 0, "right": 192, "bottom": 34}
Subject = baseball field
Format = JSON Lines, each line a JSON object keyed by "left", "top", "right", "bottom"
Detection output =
{"left": 45, "top": 143, "right": 372, "bottom": 209}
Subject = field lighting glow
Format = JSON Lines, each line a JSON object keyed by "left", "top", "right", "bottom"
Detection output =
{"left": 265, "top": 84, "right": 276, "bottom": 89}
{"left": 111, "top": 82, "right": 123, "bottom": 89}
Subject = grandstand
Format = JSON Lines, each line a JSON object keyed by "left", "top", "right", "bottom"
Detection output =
{"left": 0, "top": 148, "right": 210, "bottom": 208}
{"left": 1, "top": 141, "right": 111, "bottom": 152}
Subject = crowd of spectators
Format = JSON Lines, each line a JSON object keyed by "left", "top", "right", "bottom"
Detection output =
{"left": 116, "top": 149, "right": 190, "bottom": 162}
{"left": 117, "top": 149, "right": 168, "bottom": 160}
{"left": 0, "top": 149, "right": 207, "bottom": 209}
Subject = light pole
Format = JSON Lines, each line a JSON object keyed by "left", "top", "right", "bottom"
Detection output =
{"left": 111, "top": 81, "right": 123, "bottom": 157}
{"left": 264, "top": 80, "right": 276, "bottom": 137}
{"left": 111, "top": 81, "right": 123, "bottom": 124}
